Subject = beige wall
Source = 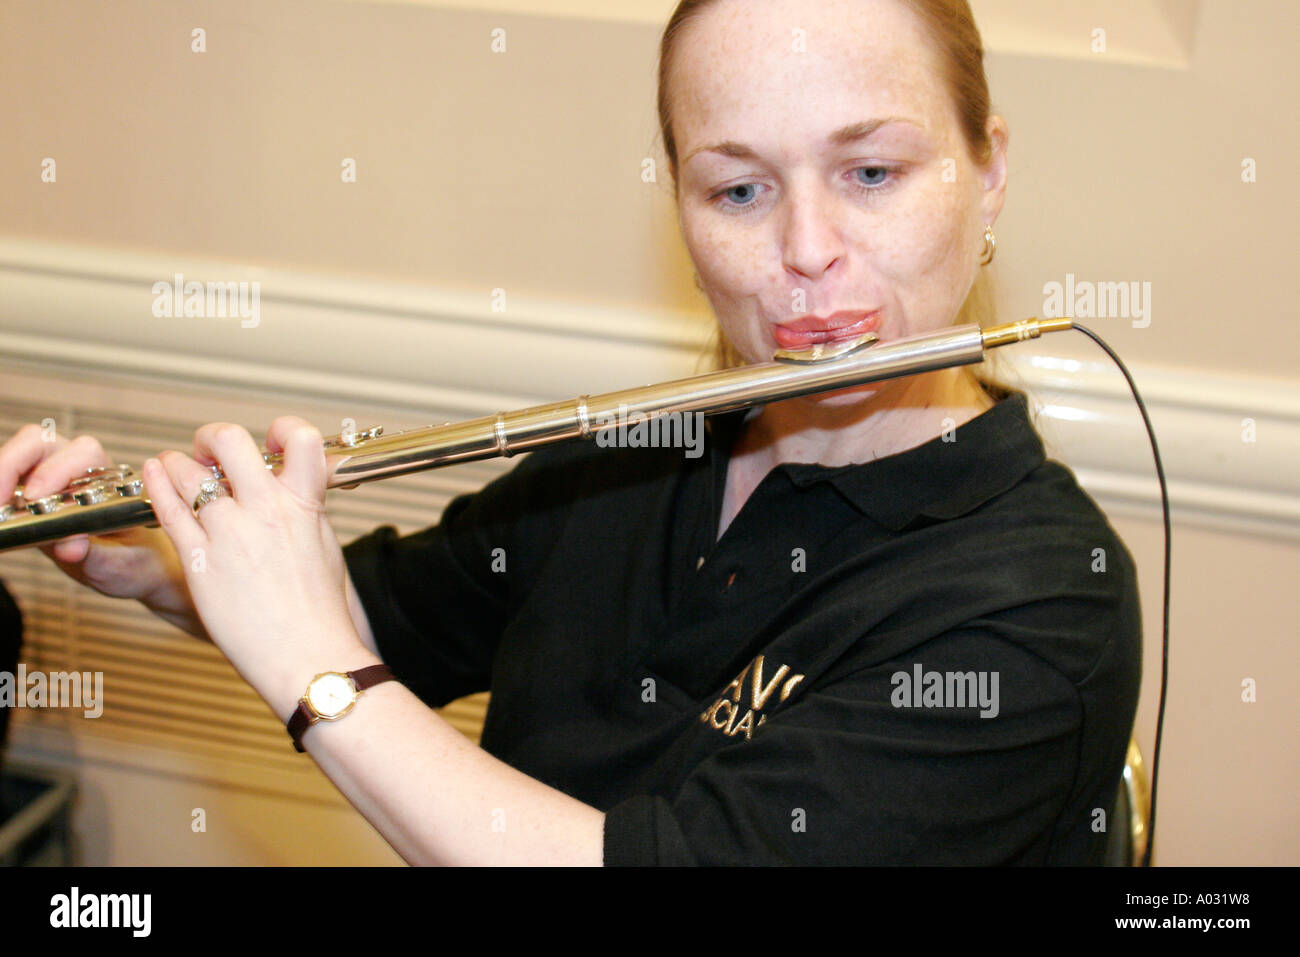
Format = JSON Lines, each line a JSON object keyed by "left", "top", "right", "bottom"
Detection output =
{"left": 4, "top": 0, "right": 1297, "bottom": 376}
{"left": 1, "top": 0, "right": 1296, "bottom": 865}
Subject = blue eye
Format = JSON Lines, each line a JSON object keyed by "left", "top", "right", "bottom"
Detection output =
{"left": 708, "top": 166, "right": 895, "bottom": 214}
{"left": 707, "top": 181, "right": 770, "bottom": 215}
{"left": 722, "top": 183, "right": 761, "bottom": 206}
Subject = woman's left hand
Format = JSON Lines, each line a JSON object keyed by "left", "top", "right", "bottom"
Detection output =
{"left": 141, "top": 417, "right": 368, "bottom": 718}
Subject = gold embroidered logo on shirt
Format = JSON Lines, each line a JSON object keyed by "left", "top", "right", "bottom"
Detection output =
{"left": 699, "top": 654, "right": 805, "bottom": 740}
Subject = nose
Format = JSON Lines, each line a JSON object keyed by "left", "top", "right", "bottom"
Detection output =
{"left": 780, "top": 179, "right": 846, "bottom": 281}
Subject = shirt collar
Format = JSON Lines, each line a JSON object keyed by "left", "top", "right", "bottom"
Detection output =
{"left": 705, "top": 391, "right": 1044, "bottom": 532}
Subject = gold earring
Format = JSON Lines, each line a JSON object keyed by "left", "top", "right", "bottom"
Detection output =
{"left": 979, "top": 224, "right": 996, "bottom": 266}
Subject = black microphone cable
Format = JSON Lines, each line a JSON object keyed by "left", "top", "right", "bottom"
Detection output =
{"left": 1069, "top": 321, "right": 1170, "bottom": 868}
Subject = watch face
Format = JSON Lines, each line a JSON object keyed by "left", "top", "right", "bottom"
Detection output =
{"left": 307, "top": 673, "right": 357, "bottom": 719}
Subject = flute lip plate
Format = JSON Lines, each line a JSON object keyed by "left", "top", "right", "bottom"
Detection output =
{"left": 772, "top": 331, "right": 880, "bottom": 364}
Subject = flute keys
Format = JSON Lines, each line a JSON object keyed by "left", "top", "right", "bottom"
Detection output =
{"left": 73, "top": 486, "right": 110, "bottom": 505}
{"left": 28, "top": 493, "right": 65, "bottom": 515}
{"left": 71, "top": 466, "right": 140, "bottom": 504}
{"left": 2, "top": 465, "right": 144, "bottom": 516}
{"left": 70, "top": 464, "right": 133, "bottom": 487}
{"left": 329, "top": 426, "right": 383, "bottom": 449}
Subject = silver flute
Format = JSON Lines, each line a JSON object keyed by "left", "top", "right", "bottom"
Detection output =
{"left": 0, "top": 318, "right": 1072, "bottom": 553}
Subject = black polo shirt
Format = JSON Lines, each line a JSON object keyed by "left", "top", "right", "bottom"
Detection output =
{"left": 341, "top": 391, "right": 1142, "bottom": 865}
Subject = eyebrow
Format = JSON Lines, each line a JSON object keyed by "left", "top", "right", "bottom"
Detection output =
{"left": 681, "top": 117, "right": 919, "bottom": 167}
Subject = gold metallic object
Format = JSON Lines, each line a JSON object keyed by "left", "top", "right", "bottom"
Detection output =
{"left": 0, "top": 317, "right": 1073, "bottom": 553}
{"left": 1123, "top": 737, "right": 1151, "bottom": 865}
{"left": 979, "top": 224, "right": 996, "bottom": 265}
{"left": 772, "top": 331, "right": 879, "bottom": 362}
{"left": 979, "top": 316, "right": 1072, "bottom": 348}
{"left": 191, "top": 478, "right": 228, "bottom": 517}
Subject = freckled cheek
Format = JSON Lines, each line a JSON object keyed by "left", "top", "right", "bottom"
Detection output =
{"left": 868, "top": 188, "right": 970, "bottom": 282}
{"left": 683, "top": 216, "right": 768, "bottom": 297}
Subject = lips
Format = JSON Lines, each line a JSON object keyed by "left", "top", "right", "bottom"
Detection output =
{"left": 773, "top": 310, "right": 881, "bottom": 350}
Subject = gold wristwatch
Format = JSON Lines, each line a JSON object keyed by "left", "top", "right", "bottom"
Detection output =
{"left": 286, "top": 664, "right": 396, "bottom": 752}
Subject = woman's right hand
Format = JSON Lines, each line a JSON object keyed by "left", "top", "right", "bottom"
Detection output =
{"left": 0, "top": 423, "right": 193, "bottom": 617}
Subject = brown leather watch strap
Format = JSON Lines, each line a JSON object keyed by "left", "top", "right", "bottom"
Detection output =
{"left": 287, "top": 664, "right": 397, "bottom": 753}
{"left": 287, "top": 700, "right": 315, "bottom": 753}
{"left": 349, "top": 663, "right": 396, "bottom": 692}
